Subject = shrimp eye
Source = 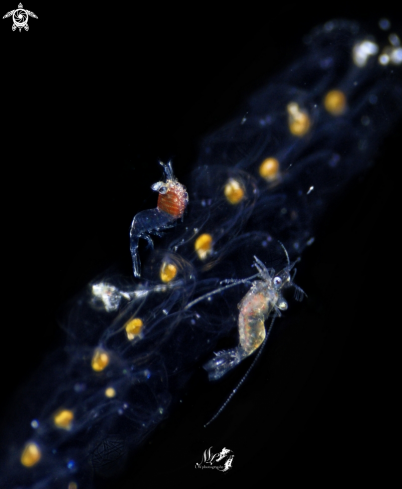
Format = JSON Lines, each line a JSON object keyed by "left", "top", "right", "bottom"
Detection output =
{"left": 151, "top": 182, "right": 168, "bottom": 194}
{"left": 273, "top": 276, "right": 282, "bottom": 287}
{"left": 278, "top": 300, "right": 288, "bottom": 311}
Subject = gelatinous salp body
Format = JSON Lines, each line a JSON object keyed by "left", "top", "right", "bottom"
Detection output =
{"left": 1, "top": 17, "right": 401, "bottom": 489}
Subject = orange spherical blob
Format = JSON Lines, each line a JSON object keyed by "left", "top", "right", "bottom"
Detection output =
{"left": 194, "top": 233, "right": 213, "bottom": 260}
{"left": 259, "top": 157, "right": 280, "bottom": 182}
{"left": 324, "top": 89, "right": 347, "bottom": 116}
{"left": 125, "top": 317, "right": 144, "bottom": 341}
{"left": 53, "top": 409, "right": 74, "bottom": 430}
{"left": 105, "top": 387, "right": 116, "bottom": 398}
{"left": 160, "top": 261, "right": 178, "bottom": 283}
{"left": 224, "top": 178, "right": 245, "bottom": 205}
{"left": 20, "top": 442, "right": 41, "bottom": 467}
{"left": 287, "top": 102, "right": 311, "bottom": 137}
{"left": 91, "top": 348, "right": 110, "bottom": 372}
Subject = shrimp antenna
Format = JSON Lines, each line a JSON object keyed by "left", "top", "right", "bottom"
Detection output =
{"left": 159, "top": 160, "right": 175, "bottom": 181}
{"left": 184, "top": 272, "right": 260, "bottom": 310}
{"left": 278, "top": 239, "right": 290, "bottom": 266}
{"left": 204, "top": 314, "right": 277, "bottom": 428}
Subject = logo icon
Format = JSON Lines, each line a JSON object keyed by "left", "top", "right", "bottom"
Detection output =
{"left": 195, "top": 446, "right": 234, "bottom": 472}
{"left": 3, "top": 3, "right": 38, "bottom": 32}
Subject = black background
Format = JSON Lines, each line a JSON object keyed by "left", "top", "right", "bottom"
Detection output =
{"left": 1, "top": 2, "right": 400, "bottom": 488}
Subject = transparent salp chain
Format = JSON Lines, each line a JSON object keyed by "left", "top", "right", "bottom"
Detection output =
{"left": 1, "top": 19, "right": 401, "bottom": 489}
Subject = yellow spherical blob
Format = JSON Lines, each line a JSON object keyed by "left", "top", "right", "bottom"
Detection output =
{"left": 324, "top": 89, "right": 347, "bottom": 116}
{"left": 194, "top": 233, "right": 213, "bottom": 260}
{"left": 287, "top": 102, "right": 311, "bottom": 137}
{"left": 91, "top": 348, "right": 110, "bottom": 372}
{"left": 53, "top": 409, "right": 74, "bottom": 430}
{"left": 20, "top": 442, "right": 41, "bottom": 468}
{"left": 259, "top": 157, "right": 280, "bottom": 182}
{"left": 68, "top": 483, "right": 78, "bottom": 489}
{"left": 125, "top": 317, "right": 144, "bottom": 341}
{"left": 160, "top": 262, "right": 178, "bottom": 283}
{"left": 105, "top": 387, "right": 116, "bottom": 398}
{"left": 224, "top": 178, "right": 245, "bottom": 205}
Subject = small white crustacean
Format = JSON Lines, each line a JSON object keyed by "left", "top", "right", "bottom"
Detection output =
{"left": 203, "top": 254, "right": 305, "bottom": 381}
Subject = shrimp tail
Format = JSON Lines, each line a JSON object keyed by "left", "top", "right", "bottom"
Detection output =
{"left": 203, "top": 348, "right": 244, "bottom": 381}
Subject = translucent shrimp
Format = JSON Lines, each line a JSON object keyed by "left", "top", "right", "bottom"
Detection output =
{"left": 129, "top": 161, "right": 188, "bottom": 277}
{"left": 203, "top": 255, "right": 305, "bottom": 381}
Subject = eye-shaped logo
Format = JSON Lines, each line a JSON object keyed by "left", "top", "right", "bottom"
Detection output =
{"left": 3, "top": 3, "right": 38, "bottom": 32}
